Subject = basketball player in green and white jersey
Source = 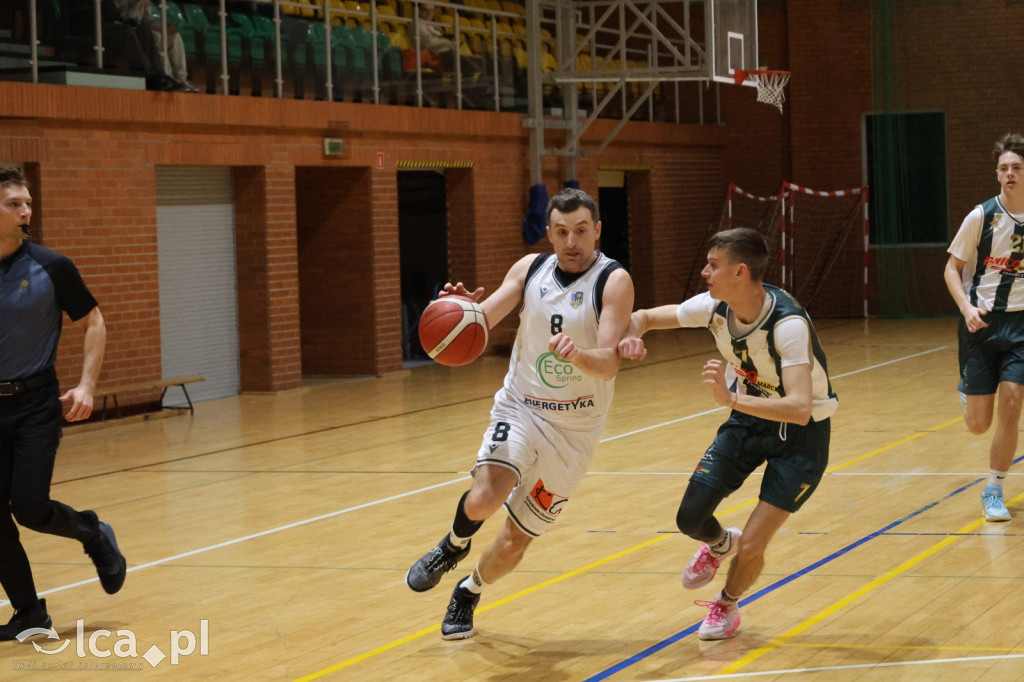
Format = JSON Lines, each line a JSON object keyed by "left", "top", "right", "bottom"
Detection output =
{"left": 945, "top": 132, "right": 1024, "bottom": 522}
{"left": 618, "top": 227, "right": 837, "bottom": 641}
{"left": 404, "top": 188, "right": 635, "bottom": 640}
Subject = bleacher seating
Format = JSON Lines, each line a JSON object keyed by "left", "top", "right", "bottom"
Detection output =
{"left": 0, "top": 0, "right": 669, "bottom": 119}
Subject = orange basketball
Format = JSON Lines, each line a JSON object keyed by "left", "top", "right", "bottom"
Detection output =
{"left": 417, "top": 296, "right": 489, "bottom": 367}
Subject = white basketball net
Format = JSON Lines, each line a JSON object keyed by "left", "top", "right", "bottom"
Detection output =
{"left": 749, "top": 71, "right": 790, "bottom": 114}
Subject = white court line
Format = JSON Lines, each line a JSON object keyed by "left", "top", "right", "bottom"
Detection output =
{"left": 5, "top": 476, "right": 471, "bottom": 605}
{"left": 13, "top": 346, "right": 946, "bottom": 604}
{"left": 588, "top": 471, "right": 1017, "bottom": 477}
{"left": 829, "top": 345, "right": 947, "bottom": 380}
{"left": 644, "top": 653, "right": 1024, "bottom": 681}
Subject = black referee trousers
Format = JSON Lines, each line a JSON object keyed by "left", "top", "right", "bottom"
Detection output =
{"left": 0, "top": 379, "right": 101, "bottom": 610}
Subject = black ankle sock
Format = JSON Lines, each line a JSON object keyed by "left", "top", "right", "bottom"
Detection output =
{"left": 720, "top": 588, "right": 740, "bottom": 603}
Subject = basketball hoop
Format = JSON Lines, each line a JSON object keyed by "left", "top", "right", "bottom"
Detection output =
{"left": 734, "top": 69, "right": 791, "bottom": 114}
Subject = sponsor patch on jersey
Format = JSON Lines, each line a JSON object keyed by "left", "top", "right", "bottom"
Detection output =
{"left": 523, "top": 393, "right": 595, "bottom": 411}
{"left": 984, "top": 255, "right": 1024, "bottom": 274}
{"left": 735, "top": 366, "right": 759, "bottom": 384}
{"left": 535, "top": 351, "right": 583, "bottom": 389}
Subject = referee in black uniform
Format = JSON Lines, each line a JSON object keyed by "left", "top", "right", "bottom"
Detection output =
{"left": 0, "top": 168, "right": 126, "bottom": 640}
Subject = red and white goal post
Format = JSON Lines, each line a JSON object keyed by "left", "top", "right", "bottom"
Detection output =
{"left": 724, "top": 182, "right": 870, "bottom": 318}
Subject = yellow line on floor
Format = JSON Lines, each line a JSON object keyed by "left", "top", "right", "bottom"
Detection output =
{"left": 717, "top": 491, "right": 1024, "bottom": 676}
{"left": 295, "top": 414, "right": 965, "bottom": 681}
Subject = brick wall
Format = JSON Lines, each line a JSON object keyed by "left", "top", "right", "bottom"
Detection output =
{"left": 782, "top": 0, "right": 1024, "bottom": 315}
{"left": 0, "top": 81, "right": 726, "bottom": 406}
{"left": 296, "top": 166, "right": 377, "bottom": 375}
{"left": 21, "top": 0, "right": 1018, "bottom": 406}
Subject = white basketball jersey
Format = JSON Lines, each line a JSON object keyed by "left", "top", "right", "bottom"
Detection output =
{"left": 502, "top": 252, "right": 621, "bottom": 432}
{"left": 948, "top": 196, "right": 1024, "bottom": 313}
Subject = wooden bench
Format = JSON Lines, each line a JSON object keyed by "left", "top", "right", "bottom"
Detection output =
{"left": 95, "top": 375, "right": 205, "bottom": 420}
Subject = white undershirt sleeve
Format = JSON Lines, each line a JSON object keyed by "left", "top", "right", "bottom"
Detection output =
{"left": 775, "top": 317, "right": 811, "bottom": 368}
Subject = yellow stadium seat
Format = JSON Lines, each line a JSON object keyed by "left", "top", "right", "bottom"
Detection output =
{"left": 541, "top": 43, "right": 557, "bottom": 72}
{"left": 512, "top": 45, "right": 526, "bottom": 69}
{"left": 388, "top": 31, "right": 410, "bottom": 49}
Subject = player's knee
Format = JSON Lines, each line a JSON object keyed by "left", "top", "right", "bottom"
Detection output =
{"left": 965, "top": 416, "right": 991, "bottom": 435}
{"left": 494, "top": 527, "right": 531, "bottom": 562}
{"left": 463, "top": 489, "right": 503, "bottom": 520}
{"left": 998, "top": 388, "right": 1024, "bottom": 419}
{"left": 675, "top": 507, "right": 714, "bottom": 540}
{"left": 962, "top": 403, "right": 992, "bottom": 433}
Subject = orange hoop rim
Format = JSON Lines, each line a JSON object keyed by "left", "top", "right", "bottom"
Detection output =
{"left": 733, "top": 69, "right": 792, "bottom": 85}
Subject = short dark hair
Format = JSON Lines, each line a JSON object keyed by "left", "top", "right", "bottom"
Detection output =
{"left": 0, "top": 167, "right": 27, "bottom": 191}
{"left": 546, "top": 187, "right": 598, "bottom": 226}
{"left": 993, "top": 133, "right": 1024, "bottom": 162}
{"left": 708, "top": 227, "right": 769, "bottom": 282}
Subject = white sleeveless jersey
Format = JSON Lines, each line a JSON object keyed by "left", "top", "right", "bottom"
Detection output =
{"left": 677, "top": 286, "right": 838, "bottom": 422}
{"left": 502, "top": 252, "right": 622, "bottom": 432}
{"left": 948, "top": 196, "right": 1024, "bottom": 313}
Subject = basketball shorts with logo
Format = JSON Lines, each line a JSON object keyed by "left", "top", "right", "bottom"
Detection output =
{"left": 692, "top": 410, "right": 830, "bottom": 514}
{"left": 474, "top": 387, "right": 602, "bottom": 537}
{"left": 957, "top": 311, "right": 1024, "bottom": 395}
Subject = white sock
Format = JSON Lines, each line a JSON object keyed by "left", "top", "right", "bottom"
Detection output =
{"left": 710, "top": 529, "right": 732, "bottom": 556}
{"left": 460, "top": 565, "right": 488, "bottom": 595}
{"left": 989, "top": 469, "right": 1008, "bottom": 487}
{"left": 448, "top": 531, "right": 471, "bottom": 549}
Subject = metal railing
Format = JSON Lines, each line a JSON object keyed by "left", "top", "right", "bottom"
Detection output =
{"left": 10, "top": 0, "right": 695, "bottom": 121}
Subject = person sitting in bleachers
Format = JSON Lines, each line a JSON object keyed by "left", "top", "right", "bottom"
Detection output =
{"left": 102, "top": 0, "right": 196, "bottom": 91}
{"left": 416, "top": 3, "right": 481, "bottom": 78}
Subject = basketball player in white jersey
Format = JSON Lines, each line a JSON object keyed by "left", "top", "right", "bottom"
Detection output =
{"left": 405, "top": 187, "right": 635, "bottom": 639}
{"left": 945, "top": 132, "right": 1024, "bottom": 522}
{"left": 618, "top": 228, "right": 837, "bottom": 640}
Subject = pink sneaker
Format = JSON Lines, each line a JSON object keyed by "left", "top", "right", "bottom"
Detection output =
{"left": 696, "top": 599, "right": 741, "bottom": 640}
{"left": 681, "top": 528, "right": 741, "bottom": 590}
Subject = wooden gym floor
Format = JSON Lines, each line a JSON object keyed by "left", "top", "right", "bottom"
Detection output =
{"left": 2, "top": 316, "right": 1023, "bottom": 680}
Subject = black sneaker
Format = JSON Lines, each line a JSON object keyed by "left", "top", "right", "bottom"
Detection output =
{"left": 405, "top": 535, "right": 470, "bottom": 592}
{"left": 82, "top": 514, "right": 126, "bottom": 595}
{"left": 441, "top": 581, "right": 480, "bottom": 640}
{"left": 0, "top": 599, "right": 51, "bottom": 641}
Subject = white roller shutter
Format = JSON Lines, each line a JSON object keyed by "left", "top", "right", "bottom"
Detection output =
{"left": 156, "top": 167, "right": 240, "bottom": 406}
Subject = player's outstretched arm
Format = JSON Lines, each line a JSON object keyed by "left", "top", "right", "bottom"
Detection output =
{"left": 551, "top": 268, "right": 634, "bottom": 381}
{"left": 476, "top": 255, "right": 534, "bottom": 330}
{"left": 617, "top": 304, "right": 682, "bottom": 361}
